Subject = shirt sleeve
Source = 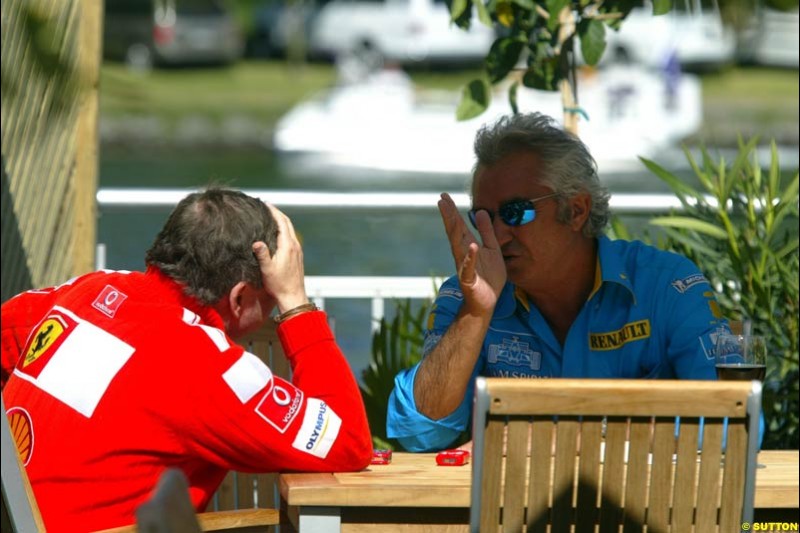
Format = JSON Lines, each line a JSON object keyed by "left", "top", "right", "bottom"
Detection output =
{"left": 386, "top": 276, "right": 479, "bottom": 452}
{"left": 658, "top": 256, "right": 728, "bottom": 380}
{"left": 178, "top": 311, "right": 372, "bottom": 474}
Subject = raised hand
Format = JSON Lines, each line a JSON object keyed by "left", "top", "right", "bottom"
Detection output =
{"left": 252, "top": 204, "right": 309, "bottom": 313}
{"left": 438, "top": 193, "right": 506, "bottom": 314}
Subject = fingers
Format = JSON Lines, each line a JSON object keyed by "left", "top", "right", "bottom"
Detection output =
{"left": 472, "top": 209, "right": 500, "bottom": 250}
{"left": 439, "top": 193, "right": 475, "bottom": 257}
{"left": 458, "top": 243, "right": 479, "bottom": 287}
{"left": 255, "top": 203, "right": 308, "bottom": 311}
{"left": 252, "top": 241, "right": 271, "bottom": 261}
{"left": 266, "top": 203, "right": 298, "bottom": 242}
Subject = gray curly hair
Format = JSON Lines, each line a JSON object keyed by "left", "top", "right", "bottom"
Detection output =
{"left": 471, "top": 112, "right": 610, "bottom": 237}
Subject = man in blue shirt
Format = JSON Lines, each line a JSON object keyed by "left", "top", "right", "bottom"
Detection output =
{"left": 387, "top": 112, "right": 729, "bottom": 452}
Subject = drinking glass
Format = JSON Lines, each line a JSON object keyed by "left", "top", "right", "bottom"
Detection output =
{"left": 715, "top": 333, "right": 767, "bottom": 459}
{"left": 715, "top": 334, "right": 767, "bottom": 382}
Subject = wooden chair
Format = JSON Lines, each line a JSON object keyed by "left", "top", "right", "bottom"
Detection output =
{"left": 469, "top": 378, "right": 762, "bottom": 533}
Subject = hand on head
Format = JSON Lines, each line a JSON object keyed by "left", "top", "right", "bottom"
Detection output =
{"left": 252, "top": 204, "right": 309, "bottom": 313}
{"left": 438, "top": 193, "right": 506, "bottom": 314}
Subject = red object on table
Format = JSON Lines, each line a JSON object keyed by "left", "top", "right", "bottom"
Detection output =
{"left": 371, "top": 449, "right": 393, "bottom": 465}
{"left": 435, "top": 449, "right": 470, "bottom": 466}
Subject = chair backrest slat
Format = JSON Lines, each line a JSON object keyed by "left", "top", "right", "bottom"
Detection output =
{"left": 695, "top": 419, "right": 724, "bottom": 532}
{"left": 672, "top": 417, "right": 701, "bottom": 531}
{"left": 470, "top": 378, "right": 761, "bottom": 533}
{"left": 599, "top": 416, "right": 627, "bottom": 530}
{"left": 479, "top": 420, "right": 505, "bottom": 532}
{"left": 647, "top": 417, "right": 677, "bottom": 530}
{"left": 719, "top": 419, "right": 748, "bottom": 532}
{"left": 526, "top": 418, "right": 553, "bottom": 533}
{"left": 551, "top": 418, "right": 579, "bottom": 533}
{"left": 502, "top": 418, "right": 529, "bottom": 532}
{"left": 623, "top": 418, "right": 652, "bottom": 530}
{"left": 574, "top": 417, "right": 603, "bottom": 533}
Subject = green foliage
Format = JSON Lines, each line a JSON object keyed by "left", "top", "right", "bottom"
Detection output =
{"left": 450, "top": 0, "right": 649, "bottom": 117}
{"left": 361, "top": 299, "right": 432, "bottom": 449}
{"left": 456, "top": 78, "right": 492, "bottom": 121}
{"left": 641, "top": 138, "right": 800, "bottom": 449}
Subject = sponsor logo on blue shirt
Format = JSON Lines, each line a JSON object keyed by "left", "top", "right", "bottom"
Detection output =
{"left": 487, "top": 337, "right": 541, "bottom": 369}
{"left": 671, "top": 274, "right": 708, "bottom": 294}
{"left": 590, "top": 320, "right": 651, "bottom": 351}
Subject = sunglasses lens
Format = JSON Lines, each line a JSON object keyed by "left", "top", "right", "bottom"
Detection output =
{"left": 500, "top": 200, "right": 535, "bottom": 226}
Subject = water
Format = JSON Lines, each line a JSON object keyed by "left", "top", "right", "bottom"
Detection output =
{"left": 94, "top": 146, "right": 729, "bottom": 379}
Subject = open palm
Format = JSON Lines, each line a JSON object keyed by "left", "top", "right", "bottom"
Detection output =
{"left": 438, "top": 193, "right": 506, "bottom": 313}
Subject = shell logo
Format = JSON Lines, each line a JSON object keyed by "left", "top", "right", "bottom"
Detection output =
{"left": 6, "top": 407, "right": 34, "bottom": 465}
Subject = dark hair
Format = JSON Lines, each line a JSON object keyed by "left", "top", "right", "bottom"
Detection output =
{"left": 145, "top": 188, "right": 278, "bottom": 305}
{"left": 472, "top": 113, "right": 610, "bottom": 237}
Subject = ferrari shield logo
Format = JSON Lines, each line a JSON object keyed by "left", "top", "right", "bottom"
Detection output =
{"left": 22, "top": 313, "right": 75, "bottom": 376}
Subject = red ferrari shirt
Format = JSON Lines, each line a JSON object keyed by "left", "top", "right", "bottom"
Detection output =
{"left": 2, "top": 267, "right": 372, "bottom": 532}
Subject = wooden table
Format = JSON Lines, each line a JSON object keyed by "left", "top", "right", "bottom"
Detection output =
{"left": 279, "top": 450, "right": 799, "bottom": 532}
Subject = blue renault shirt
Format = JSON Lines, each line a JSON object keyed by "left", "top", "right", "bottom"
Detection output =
{"left": 387, "top": 236, "right": 729, "bottom": 451}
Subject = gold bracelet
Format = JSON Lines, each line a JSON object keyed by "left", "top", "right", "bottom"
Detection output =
{"left": 273, "top": 302, "right": 318, "bottom": 324}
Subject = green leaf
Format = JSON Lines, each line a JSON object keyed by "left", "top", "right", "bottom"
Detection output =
{"left": 652, "top": 0, "right": 672, "bottom": 15}
{"left": 650, "top": 216, "right": 729, "bottom": 239}
{"left": 450, "top": 0, "right": 470, "bottom": 22}
{"left": 545, "top": 0, "right": 569, "bottom": 32}
{"left": 767, "top": 140, "right": 780, "bottom": 200}
{"left": 638, "top": 156, "right": 701, "bottom": 202}
{"left": 486, "top": 36, "right": 526, "bottom": 83}
{"left": 775, "top": 237, "right": 800, "bottom": 261}
{"left": 727, "top": 136, "right": 759, "bottom": 200}
{"left": 511, "top": 0, "right": 535, "bottom": 8}
{"left": 659, "top": 227, "right": 721, "bottom": 257}
{"left": 474, "top": 0, "right": 493, "bottom": 26}
{"left": 578, "top": 19, "right": 606, "bottom": 66}
{"left": 778, "top": 173, "right": 800, "bottom": 210}
{"left": 456, "top": 78, "right": 491, "bottom": 121}
{"left": 522, "top": 46, "right": 562, "bottom": 91}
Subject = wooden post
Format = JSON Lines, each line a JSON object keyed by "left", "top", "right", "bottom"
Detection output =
{"left": 71, "top": 0, "right": 102, "bottom": 276}
{"left": 558, "top": 7, "right": 579, "bottom": 135}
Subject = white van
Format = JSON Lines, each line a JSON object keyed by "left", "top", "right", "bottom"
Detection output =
{"left": 308, "top": 0, "right": 495, "bottom": 66}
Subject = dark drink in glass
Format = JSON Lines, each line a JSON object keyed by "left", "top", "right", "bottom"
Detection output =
{"left": 715, "top": 363, "right": 767, "bottom": 381}
{"left": 715, "top": 333, "right": 767, "bottom": 382}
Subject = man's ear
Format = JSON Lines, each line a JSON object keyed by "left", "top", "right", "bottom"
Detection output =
{"left": 226, "top": 281, "right": 249, "bottom": 319}
{"left": 569, "top": 193, "right": 592, "bottom": 231}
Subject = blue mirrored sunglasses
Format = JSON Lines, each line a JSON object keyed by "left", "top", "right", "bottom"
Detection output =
{"left": 468, "top": 193, "right": 558, "bottom": 229}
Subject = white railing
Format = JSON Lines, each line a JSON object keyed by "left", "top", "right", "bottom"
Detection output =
{"left": 96, "top": 188, "right": 710, "bottom": 214}
{"left": 306, "top": 276, "right": 443, "bottom": 331}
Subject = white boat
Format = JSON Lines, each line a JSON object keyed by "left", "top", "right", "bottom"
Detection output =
{"left": 273, "top": 62, "right": 702, "bottom": 178}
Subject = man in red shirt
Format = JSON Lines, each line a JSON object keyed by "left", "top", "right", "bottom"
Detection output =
{"left": 1, "top": 188, "right": 373, "bottom": 532}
